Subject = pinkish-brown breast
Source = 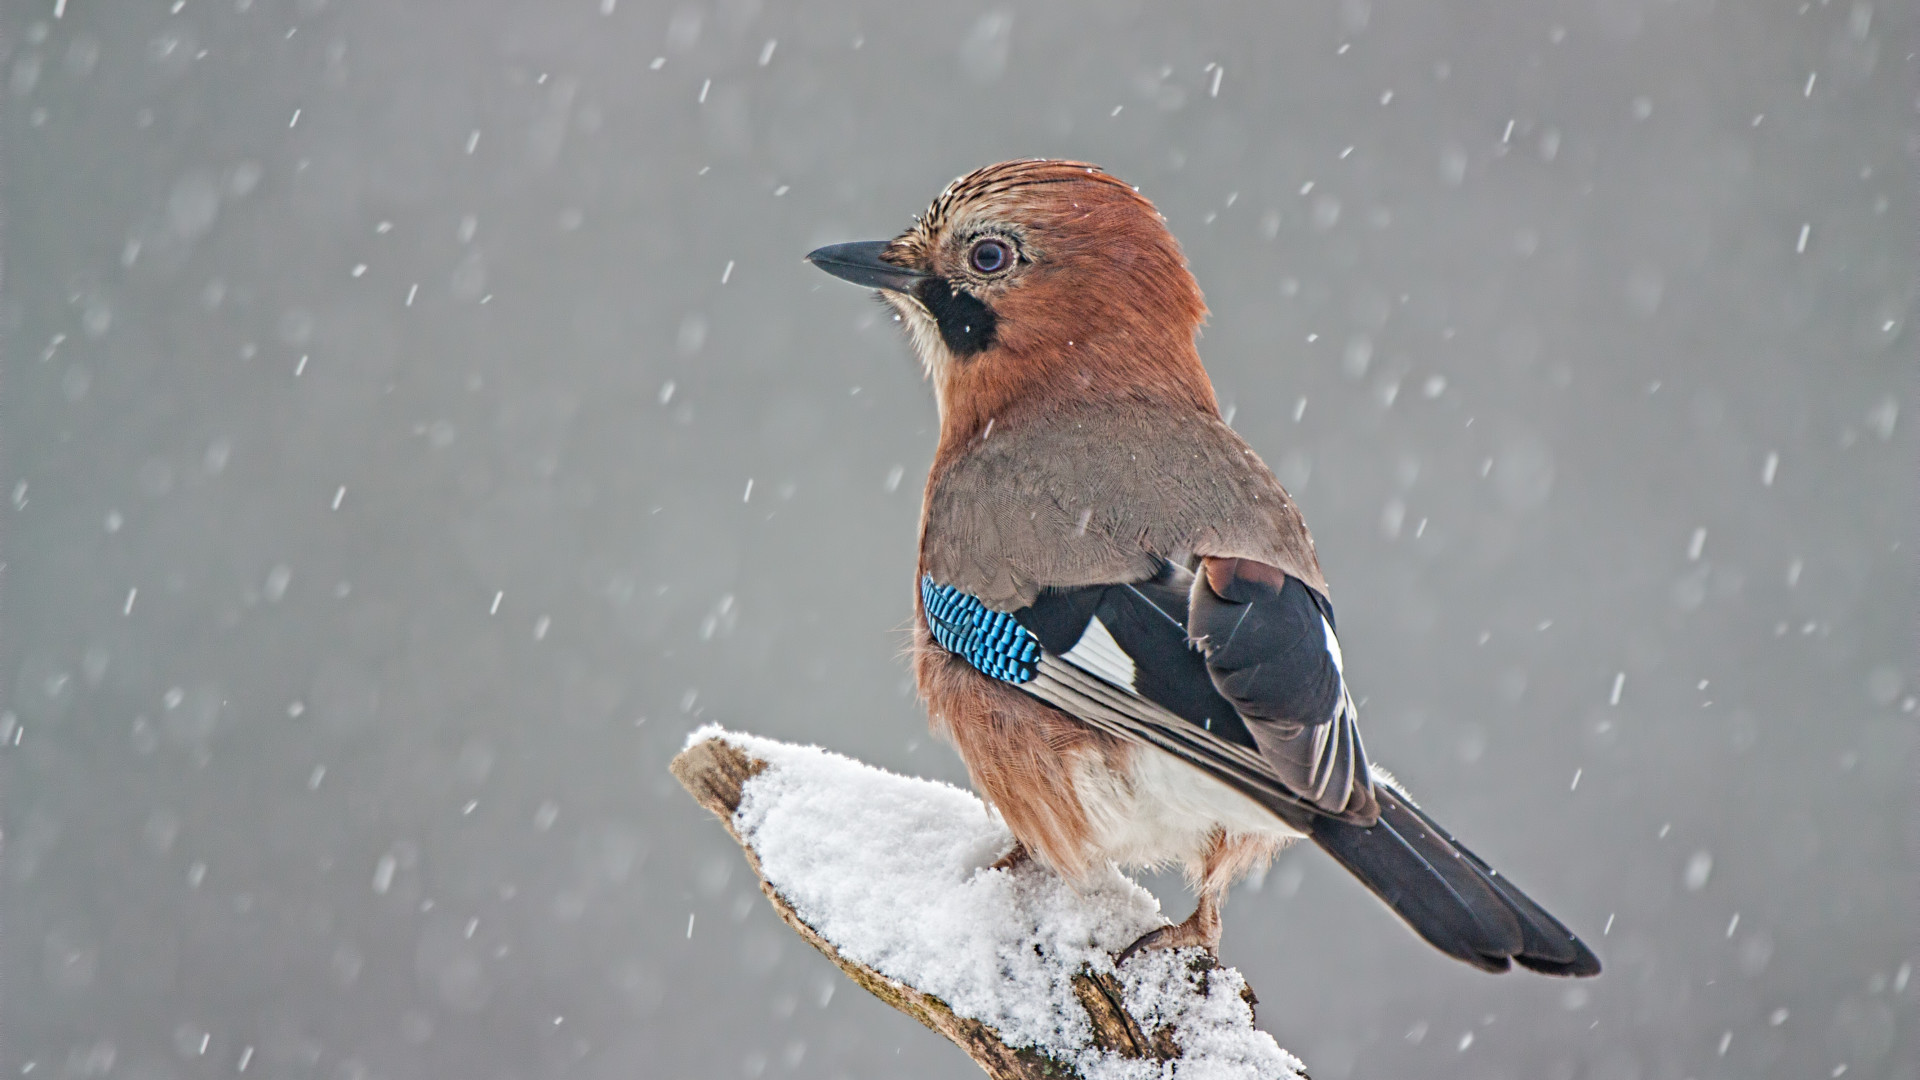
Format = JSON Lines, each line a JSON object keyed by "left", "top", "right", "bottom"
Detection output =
{"left": 913, "top": 620, "right": 1130, "bottom": 876}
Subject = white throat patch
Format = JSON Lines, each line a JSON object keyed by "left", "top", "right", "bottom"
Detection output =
{"left": 883, "top": 291, "right": 957, "bottom": 411}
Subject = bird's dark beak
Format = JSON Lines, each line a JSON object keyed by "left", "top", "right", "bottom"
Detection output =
{"left": 805, "top": 240, "right": 928, "bottom": 293}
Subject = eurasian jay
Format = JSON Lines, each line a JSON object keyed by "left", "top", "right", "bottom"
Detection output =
{"left": 806, "top": 159, "right": 1599, "bottom": 976}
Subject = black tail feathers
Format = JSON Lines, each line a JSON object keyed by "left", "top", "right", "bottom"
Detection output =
{"left": 1310, "top": 784, "right": 1601, "bottom": 976}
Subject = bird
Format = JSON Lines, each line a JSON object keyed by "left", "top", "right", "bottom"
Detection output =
{"left": 804, "top": 159, "right": 1599, "bottom": 977}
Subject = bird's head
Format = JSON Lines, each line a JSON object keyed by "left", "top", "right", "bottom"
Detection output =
{"left": 807, "top": 160, "right": 1215, "bottom": 439}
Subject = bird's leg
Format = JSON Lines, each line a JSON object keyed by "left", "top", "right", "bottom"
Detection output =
{"left": 1116, "top": 887, "right": 1223, "bottom": 966}
{"left": 990, "top": 839, "right": 1031, "bottom": 872}
{"left": 1117, "top": 829, "right": 1276, "bottom": 967}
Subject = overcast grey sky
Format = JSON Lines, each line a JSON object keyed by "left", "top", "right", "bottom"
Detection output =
{"left": 3, "top": 2, "right": 1915, "bottom": 1078}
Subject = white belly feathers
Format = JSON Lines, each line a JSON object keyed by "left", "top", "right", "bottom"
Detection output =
{"left": 1071, "top": 742, "right": 1305, "bottom": 871}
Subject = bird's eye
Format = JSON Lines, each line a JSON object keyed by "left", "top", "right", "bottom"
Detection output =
{"left": 968, "top": 239, "right": 1011, "bottom": 275}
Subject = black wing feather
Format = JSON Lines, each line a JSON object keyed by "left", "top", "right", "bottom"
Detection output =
{"left": 1017, "top": 564, "right": 1256, "bottom": 748}
{"left": 1190, "top": 572, "right": 1343, "bottom": 728}
{"left": 1016, "top": 586, "right": 1105, "bottom": 654}
{"left": 1097, "top": 584, "right": 1258, "bottom": 748}
{"left": 1190, "top": 564, "right": 1374, "bottom": 817}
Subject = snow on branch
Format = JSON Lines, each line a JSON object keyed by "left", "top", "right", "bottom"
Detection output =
{"left": 670, "top": 727, "right": 1308, "bottom": 1080}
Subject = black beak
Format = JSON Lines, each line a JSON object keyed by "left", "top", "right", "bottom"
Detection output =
{"left": 805, "top": 240, "right": 928, "bottom": 293}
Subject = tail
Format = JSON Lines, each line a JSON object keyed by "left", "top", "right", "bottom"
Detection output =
{"left": 1309, "top": 782, "right": 1601, "bottom": 976}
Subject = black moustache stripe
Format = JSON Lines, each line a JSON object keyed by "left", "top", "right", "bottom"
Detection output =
{"left": 915, "top": 277, "right": 998, "bottom": 357}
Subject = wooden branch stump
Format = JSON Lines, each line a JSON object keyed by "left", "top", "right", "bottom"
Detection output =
{"left": 670, "top": 730, "right": 1307, "bottom": 1080}
{"left": 673, "top": 738, "right": 1064, "bottom": 1077}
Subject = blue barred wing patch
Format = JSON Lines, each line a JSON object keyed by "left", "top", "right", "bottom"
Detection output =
{"left": 921, "top": 576, "right": 1041, "bottom": 683}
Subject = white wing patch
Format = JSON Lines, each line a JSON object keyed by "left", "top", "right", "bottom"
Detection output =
{"left": 1321, "top": 615, "right": 1346, "bottom": 678}
{"left": 1306, "top": 614, "right": 1367, "bottom": 805}
{"left": 1060, "top": 615, "right": 1136, "bottom": 690}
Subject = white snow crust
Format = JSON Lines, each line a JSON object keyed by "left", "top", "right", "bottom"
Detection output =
{"left": 686, "top": 725, "right": 1307, "bottom": 1080}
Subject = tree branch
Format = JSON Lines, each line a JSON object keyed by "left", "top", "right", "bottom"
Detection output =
{"left": 670, "top": 730, "right": 1307, "bottom": 1080}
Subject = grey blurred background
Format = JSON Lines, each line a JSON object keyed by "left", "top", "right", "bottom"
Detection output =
{"left": 2, "top": 1, "right": 1914, "bottom": 1078}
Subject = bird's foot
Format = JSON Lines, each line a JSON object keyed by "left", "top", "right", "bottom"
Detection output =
{"left": 990, "top": 840, "right": 1031, "bottom": 872}
{"left": 1115, "top": 908, "right": 1221, "bottom": 968}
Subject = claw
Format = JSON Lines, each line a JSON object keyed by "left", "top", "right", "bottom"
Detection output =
{"left": 1116, "top": 889, "right": 1224, "bottom": 967}
{"left": 1115, "top": 922, "right": 1220, "bottom": 967}
{"left": 1115, "top": 925, "right": 1174, "bottom": 967}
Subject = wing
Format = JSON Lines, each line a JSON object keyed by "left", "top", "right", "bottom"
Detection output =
{"left": 1190, "top": 556, "right": 1377, "bottom": 820}
{"left": 920, "top": 560, "right": 1374, "bottom": 827}
{"left": 922, "top": 564, "right": 1601, "bottom": 975}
